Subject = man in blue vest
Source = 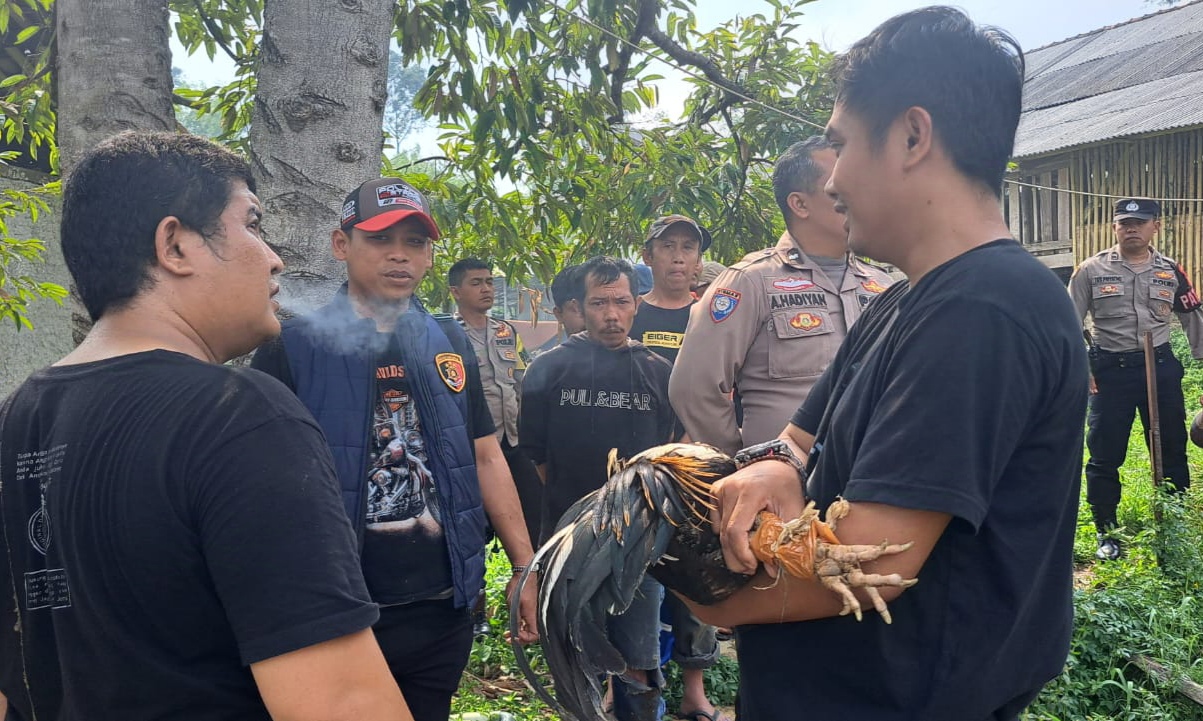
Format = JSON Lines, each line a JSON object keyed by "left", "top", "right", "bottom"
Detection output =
{"left": 252, "top": 177, "right": 538, "bottom": 721}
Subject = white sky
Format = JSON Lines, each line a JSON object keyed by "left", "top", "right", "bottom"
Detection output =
{"left": 172, "top": 0, "right": 1177, "bottom": 152}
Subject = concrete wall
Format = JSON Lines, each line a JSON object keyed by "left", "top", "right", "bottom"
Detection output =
{"left": 0, "top": 166, "right": 74, "bottom": 398}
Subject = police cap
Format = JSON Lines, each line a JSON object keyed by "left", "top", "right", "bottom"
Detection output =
{"left": 1113, "top": 198, "right": 1160, "bottom": 221}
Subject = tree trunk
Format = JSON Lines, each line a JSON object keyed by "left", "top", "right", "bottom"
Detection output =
{"left": 55, "top": 0, "right": 176, "bottom": 342}
{"left": 249, "top": 0, "right": 394, "bottom": 313}
{"left": 55, "top": 0, "right": 175, "bottom": 172}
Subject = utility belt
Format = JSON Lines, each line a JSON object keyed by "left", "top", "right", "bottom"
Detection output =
{"left": 1090, "top": 343, "right": 1174, "bottom": 371}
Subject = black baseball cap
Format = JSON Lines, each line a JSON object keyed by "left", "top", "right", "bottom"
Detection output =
{"left": 1113, "top": 198, "right": 1160, "bottom": 221}
{"left": 645, "top": 214, "right": 713, "bottom": 253}
{"left": 340, "top": 177, "right": 440, "bottom": 239}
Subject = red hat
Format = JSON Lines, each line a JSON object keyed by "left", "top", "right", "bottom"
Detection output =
{"left": 340, "top": 177, "right": 440, "bottom": 239}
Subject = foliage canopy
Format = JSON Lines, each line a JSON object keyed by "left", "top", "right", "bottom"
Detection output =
{"left": 7, "top": 0, "right": 833, "bottom": 307}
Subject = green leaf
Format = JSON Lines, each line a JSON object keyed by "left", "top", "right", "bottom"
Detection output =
{"left": 15, "top": 24, "right": 39, "bottom": 44}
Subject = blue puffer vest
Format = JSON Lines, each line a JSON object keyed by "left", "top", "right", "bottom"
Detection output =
{"left": 280, "top": 288, "right": 487, "bottom": 608}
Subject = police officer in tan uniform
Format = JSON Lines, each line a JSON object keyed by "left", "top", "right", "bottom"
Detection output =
{"left": 1068, "top": 197, "right": 1203, "bottom": 560}
{"left": 670, "top": 136, "right": 893, "bottom": 455}
{"left": 449, "top": 258, "right": 541, "bottom": 560}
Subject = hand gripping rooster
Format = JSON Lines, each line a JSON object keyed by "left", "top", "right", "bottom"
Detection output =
{"left": 509, "top": 443, "right": 917, "bottom": 721}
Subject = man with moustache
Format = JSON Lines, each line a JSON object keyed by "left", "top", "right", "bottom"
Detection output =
{"left": 520, "top": 256, "right": 684, "bottom": 720}
{"left": 252, "top": 178, "right": 537, "bottom": 721}
{"left": 0, "top": 132, "right": 411, "bottom": 721}
{"left": 625, "top": 215, "right": 729, "bottom": 721}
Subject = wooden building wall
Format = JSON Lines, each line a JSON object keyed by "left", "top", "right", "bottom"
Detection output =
{"left": 1040, "top": 128, "right": 1203, "bottom": 288}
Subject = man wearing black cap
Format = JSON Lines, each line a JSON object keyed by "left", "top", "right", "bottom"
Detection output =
{"left": 1068, "top": 197, "right": 1203, "bottom": 560}
{"left": 251, "top": 177, "right": 538, "bottom": 721}
{"left": 626, "top": 215, "right": 729, "bottom": 721}
{"left": 629, "top": 214, "right": 710, "bottom": 362}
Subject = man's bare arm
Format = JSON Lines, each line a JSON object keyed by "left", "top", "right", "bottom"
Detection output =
{"left": 475, "top": 434, "right": 539, "bottom": 643}
{"left": 251, "top": 629, "right": 411, "bottom": 721}
{"left": 689, "top": 500, "right": 949, "bottom": 628}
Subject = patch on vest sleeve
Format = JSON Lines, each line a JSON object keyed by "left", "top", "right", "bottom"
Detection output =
{"left": 435, "top": 352, "right": 466, "bottom": 393}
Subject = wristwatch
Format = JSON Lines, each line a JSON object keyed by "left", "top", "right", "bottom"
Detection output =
{"left": 733, "top": 439, "right": 807, "bottom": 479}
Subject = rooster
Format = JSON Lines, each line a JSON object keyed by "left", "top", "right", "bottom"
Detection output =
{"left": 509, "top": 443, "right": 917, "bottom": 721}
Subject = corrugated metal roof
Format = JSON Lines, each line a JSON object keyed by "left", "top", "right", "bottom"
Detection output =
{"left": 1024, "top": 34, "right": 1203, "bottom": 112}
{"left": 1015, "top": 69, "right": 1203, "bottom": 158}
{"left": 1015, "top": 0, "right": 1203, "bottom": 156}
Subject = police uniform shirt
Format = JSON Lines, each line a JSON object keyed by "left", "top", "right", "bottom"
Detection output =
{"left": 460, "top": 315, "right": 527, "bottom": 445}
{"left": 1068, "top": 246, "right": 1203, "bottom": 358}
{"left": 669, "top": 232, "right": 894, "bottom": 455}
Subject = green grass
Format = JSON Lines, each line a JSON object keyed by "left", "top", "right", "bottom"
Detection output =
{"left": 1026, "top": 330, "right": 1203, "bottom": 720}
{"left": 451, "top": 545, "right": 740, "bottom": 720}
{"left": 455, "top": 331, "right": 1203, "bottom": 719}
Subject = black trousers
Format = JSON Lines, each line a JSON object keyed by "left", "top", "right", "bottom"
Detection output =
{"left": 502, "top": 438, "right": 543, "bottom": 547}
{"left": 1086, "top": 345, "right": 1190, "bottom": 532}
{"left": 374, "top": 598, "right": 473, "bottom": 721}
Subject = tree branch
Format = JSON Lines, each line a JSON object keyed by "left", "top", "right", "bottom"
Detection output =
{"left": 0, "top": 63, "right": 52, "bottom": 98}
{"left": 607, "top": 0, "right": 660, "bottom": 123}
{"left": 392, "top": 155, "right": 452, "bottom": 170}
{"left": 722, "top": 104, "right": 749, "bottom": 207}
{"left": 190, "top": 0, "right": 241, "bottom": 65}
{"left": 643, "top": 24, "right": 756, "bottom": 104}
{"left": 694, "top": 95, "right": 741, "bottom": 125}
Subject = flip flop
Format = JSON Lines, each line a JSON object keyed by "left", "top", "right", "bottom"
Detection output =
{"left": 677, "top": 710, "right": 733, "bottom": 721}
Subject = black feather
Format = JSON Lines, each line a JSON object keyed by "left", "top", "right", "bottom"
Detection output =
{"left": 511, "top": 443, "right": 757, "bottom": 721}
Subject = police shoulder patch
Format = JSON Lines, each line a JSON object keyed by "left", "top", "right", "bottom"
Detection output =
{"left": 710, "top": 288, "right": 741, "bottom": 323}
{"left": 434, "top": 352, "right": 466, "bottom": 392}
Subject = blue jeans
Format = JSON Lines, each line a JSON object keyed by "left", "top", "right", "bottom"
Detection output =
{"left": 607, "top": 575, "right": 665, "bottom": 721}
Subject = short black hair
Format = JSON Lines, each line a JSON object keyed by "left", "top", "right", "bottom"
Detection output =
{"left": 772, "top": 135, "right": 833, "bottom": 219}
{"left": 830, "top": 6, "right": 1024, "bottom": 197}
{"left": 448, "top": 257, "right": 492, "bottom": 288}
{"left": 575, "top": 256, "right": 636, "bottom": 306}
{"left": 549, "top": 264, "right": 582, "bottom": 310}
{"left": 61, "top": 131, "right": 256, "bottom": 321}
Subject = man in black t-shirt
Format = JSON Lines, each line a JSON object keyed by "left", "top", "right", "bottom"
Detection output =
{"left": 629, "top": 214, "right": 710, "bottom": 363}
{"left": 0, "top": 133, "right": 409, "bottom": 721}
{"left": 251, "top": 177, "right": 538, "bottom": 721}
{"left": 688, "top": 10, "right": 1088, "bottom": 721}
{"left": 521, "top": 256, "right": 684, "bottom": 721}
{"left": 628, "top": 216, "right": 729, "bottom": 721}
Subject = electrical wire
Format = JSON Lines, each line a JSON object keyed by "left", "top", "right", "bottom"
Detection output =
{"left": 1002, "top": 177, "right": 1203, "bottom": 204}
{"left": 543, "top": 0, "right": 1203, "bottom": 205}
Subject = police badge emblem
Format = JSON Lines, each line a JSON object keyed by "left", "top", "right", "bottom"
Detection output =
{"left": 435, "top": 353, "right": 466, "bottom": 392}
{"left": 710, "top": 288, "right": 741, "bottom": 323}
